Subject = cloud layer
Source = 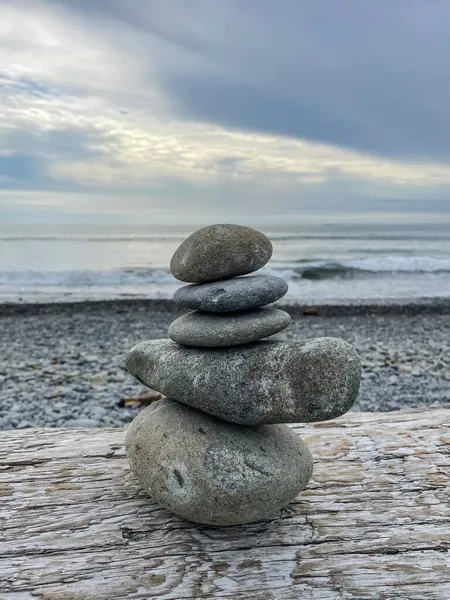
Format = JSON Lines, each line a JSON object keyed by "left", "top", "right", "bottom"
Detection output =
{"left": 1, "top": 0, "right": 449, "bottom": 223}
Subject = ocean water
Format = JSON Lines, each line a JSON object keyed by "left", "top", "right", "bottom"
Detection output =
{"left": 1, "top": 222, "right": 450, "bottom": 304}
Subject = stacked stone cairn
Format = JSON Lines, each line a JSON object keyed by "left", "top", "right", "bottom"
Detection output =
{"left": 125, "top": 224, "right": 362, "bottom": 526}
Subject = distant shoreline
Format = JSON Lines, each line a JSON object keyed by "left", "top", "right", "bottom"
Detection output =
{"left": 1, "top": 296, "right": 449, "bottom": 318}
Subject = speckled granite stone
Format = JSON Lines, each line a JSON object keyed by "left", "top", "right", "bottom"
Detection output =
{"left": 125, "top": 398, "right": 313, "bottom": 525}
{"left": 126, "top": 338, "right": 362, "bottom": 425}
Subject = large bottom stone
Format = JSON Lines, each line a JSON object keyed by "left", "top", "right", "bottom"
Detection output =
{"left": 125, "top": 399, "right": 313, "bottom": 526}
{"left": 126, "top": 338, "right": 361, "bottom": 425}
{"left": 168, "top": 307, "right": 291, "bottom": 347}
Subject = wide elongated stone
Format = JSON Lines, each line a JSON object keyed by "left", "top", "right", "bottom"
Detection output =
{"left": 126, "top": 338, "right": 362, "bottom": 425}
{"left": 168, "top": 308, "right": 291, "bottom": 347}
{"left": 125, "top": 398, "right": 313, "bottom": 525}
{"left": 173, "top": 275, "right": 288, "bottom": 313}
{"left": 170, "top": 224, "right": 272, "bottom": 283}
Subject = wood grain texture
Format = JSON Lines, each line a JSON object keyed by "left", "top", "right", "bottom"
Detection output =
{"left": 1, "top": 407, "right": 449, "bottom": 600}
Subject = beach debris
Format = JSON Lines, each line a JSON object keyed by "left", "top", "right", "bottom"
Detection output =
{"left": 303, "top": 306, "right": 319, "bottom": 316}
{"left": 120, "top": 390, "right": 163, "bottom": 408}
{"left": 124, "top": 223, "right": 361, "bottom": 525}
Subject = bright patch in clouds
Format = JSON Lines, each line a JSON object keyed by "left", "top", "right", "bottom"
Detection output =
{"left": 1, "top": 0, "right": 449, "bottom": 223}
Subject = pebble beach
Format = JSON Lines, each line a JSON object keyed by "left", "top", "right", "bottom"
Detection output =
{"left": 1, "top": 299, "right": 449, "bottom": 430}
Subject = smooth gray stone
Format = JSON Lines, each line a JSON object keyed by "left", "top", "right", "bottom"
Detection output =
{"left": 173, "top": 275, "right": 288, "bottom": 313}
{"left": 168, "top": 308, "right": 291, "bottom": 347}
{"left": 125, "top": 398, "right": 313, "bottom": 525}
{"left": 126, "top": 338, "right": 362, "bottom": 425}
{"left": 170, "top": 224, "right": 272, "bottom": 283}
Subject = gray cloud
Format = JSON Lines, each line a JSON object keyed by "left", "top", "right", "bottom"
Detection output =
{"left": 56, "top": 0, "right": 450, "bottom": 161}
{"left": 0, "top": 121, "right": 110, "bottom": 186}
{"left": 2, "top": 0, "right": 450, "bottom": 223}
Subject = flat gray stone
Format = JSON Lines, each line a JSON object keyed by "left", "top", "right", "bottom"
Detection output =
{"left": 173, "top": 275, "right": 288, "bottom": 313}
{"left": 168, "top": 308, "right": 291, "bottom": 347}
{"left": 126, "top": 338, "right": 362, "bottom": 425}
{"left": 125, "top": 398, "right": 313, "bottom": 525}
{"left": 170, "top": 224, "right": 272, "bottom": 283}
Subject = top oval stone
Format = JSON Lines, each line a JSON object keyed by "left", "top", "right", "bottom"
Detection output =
{"left": 170, "top": 224, "right": 273, "bottom": 283}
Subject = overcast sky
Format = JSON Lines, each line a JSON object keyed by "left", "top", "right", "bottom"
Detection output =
{"left": 1, "top": 0, "right": 450, "bottom": 224}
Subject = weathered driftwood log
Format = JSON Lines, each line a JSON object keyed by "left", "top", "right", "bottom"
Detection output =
{"left": 1, "top": 407, "right": 449, "bottom": 599}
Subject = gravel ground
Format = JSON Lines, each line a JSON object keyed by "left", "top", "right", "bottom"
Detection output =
{"left": 0, "top": 300, "right": 449, "bottom": 429}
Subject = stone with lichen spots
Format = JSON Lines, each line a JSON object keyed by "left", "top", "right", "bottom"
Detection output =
{"left": 125, "top": 338, "right": 362, "bottom": 425}
{"left": 125, "top": 398, "right": 313, "bottom": 525}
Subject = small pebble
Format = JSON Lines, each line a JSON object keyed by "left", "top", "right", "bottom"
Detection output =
{"left": 65, "top": 418, "right": 101, "bottom": 428}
